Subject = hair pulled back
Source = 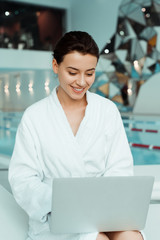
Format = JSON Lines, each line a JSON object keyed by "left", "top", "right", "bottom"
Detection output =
{"left": 53, "top": 31, "right": 99, "bottom": 64}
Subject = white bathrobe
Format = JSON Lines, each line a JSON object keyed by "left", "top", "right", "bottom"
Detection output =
{"left": 8, "top": 86, "right": 133, "bottom": 240}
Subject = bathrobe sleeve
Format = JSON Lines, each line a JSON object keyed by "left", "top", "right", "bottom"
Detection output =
{"left": 103, "top": 104, "right": 134, "bottom": 177}
{"left": 8, "top": 113, "right": 52, "bottom": 223}
{"left": 78, "top": 232, "right": 98, "bottom": 240}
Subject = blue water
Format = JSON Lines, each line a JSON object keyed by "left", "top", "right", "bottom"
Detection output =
{"left": 122, "top": 115, "right": 160, "bottom": 165}
{"left": 0, "top": 111, "right": 22, "bottom": 156}
{"left": 0, "top": 111, "right": 160, "bottom": 165}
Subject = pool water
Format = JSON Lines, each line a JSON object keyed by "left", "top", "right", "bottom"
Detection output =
{"left": 0, "top": 112, "right": 22, "bottom": 156}
{"left": 0, "top": 111, "right": 160, "bottom": 165}
{"left": 122, "top": 115, "right": 160, "bottom": 165}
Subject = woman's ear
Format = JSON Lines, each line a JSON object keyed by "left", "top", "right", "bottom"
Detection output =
{"left": 52, "top": 59, "right": 58, "bottom": 74}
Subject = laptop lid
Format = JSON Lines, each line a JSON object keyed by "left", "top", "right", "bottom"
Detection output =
{"left": 49, "top": 176, "right": 154, "bottom": 234}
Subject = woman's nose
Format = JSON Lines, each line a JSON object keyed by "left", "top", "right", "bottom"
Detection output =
{"left": 76, "top": 74, "right": 86, "bottom": 86}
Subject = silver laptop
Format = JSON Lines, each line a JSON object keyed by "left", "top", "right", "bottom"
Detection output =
{"left": 48, "top": 176, "right": 154, "bottom": 234}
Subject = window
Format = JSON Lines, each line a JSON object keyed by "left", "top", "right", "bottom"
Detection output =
{"left": 0, "top": 1, "right": 66, "bottom": 51}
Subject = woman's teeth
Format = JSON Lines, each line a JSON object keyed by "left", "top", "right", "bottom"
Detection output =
{"left": 73, "top": 88, "right": 83, "bottom": 91}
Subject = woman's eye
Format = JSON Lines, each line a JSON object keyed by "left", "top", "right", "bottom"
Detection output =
{"left": 86, "top": 73, "right": 93, "bottom": 77}
{"left": 69, "top": 72, "right": 76, "bottom": 75}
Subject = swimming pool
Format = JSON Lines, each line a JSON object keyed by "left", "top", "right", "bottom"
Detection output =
{"left": 0, "top": 111, "right": 160, "bottom": 166}
{"left": 122, "top": 114, "right": 160, "bottom": 165}
{"left": 0, "top": 111, "right": 23, "bottom": 157}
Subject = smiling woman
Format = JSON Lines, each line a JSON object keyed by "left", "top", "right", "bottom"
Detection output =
{"left": 52, "top": 52, "right": 97, "bottom": 104}
{"left": 8, "top": 31, "right": 143, "bottom": 240}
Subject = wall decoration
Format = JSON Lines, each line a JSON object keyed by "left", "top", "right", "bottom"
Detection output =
{"left": 91, "top": 0, "right": 160, "bottom": 112}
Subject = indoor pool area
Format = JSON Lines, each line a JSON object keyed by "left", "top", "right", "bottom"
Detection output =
{"left": 1, "top": 0, "right": 160, "bottom": 240}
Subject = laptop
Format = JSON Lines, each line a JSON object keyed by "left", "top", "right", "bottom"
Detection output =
{"left": 48, "top": 176, "right": 154, "bottom": 234}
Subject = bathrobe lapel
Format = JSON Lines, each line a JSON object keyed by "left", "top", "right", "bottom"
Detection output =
{"left": 49, "top": 88, "right": 91, "bottom": 177}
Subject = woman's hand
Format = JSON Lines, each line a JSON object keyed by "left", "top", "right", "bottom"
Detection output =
{"left": 96, "top": 233, "right": 109, "bottom": 240}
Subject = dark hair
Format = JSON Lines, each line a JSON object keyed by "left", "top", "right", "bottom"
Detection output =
{"left": 53, "top": 31, "right": 99, "bottom": 64}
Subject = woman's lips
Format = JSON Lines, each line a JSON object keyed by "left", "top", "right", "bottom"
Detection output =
{"left": 71, "top": 86, "right": 85, "bottom": 94}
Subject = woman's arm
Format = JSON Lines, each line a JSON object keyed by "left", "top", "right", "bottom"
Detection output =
{"left": 8, "top": 115, "right": 52, "bottom": 223}
{"left": 103, "top": 106, "right": 133, "bottom": 177}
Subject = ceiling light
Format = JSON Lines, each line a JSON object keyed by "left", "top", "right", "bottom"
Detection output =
{"left": 5, "top": 11, "right": 10, "bottom": 16}
{"left": 141, "top": 8, "right": 146, "bottom": 12}
{"left": 104, "top": 49, "right": 109, "bottom": 54}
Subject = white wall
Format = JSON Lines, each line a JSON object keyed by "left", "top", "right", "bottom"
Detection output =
{"left": 70, "top": 0, "right": 122, "bottom": 51}
{"left": 133, "top": 73, "right": 160, "bottom": 115}
{"left": 0, "top": 49, "right": 53, "bottom": 71}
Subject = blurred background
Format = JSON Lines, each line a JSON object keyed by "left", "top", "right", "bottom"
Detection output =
{"left": 0, "top": 0, "right": 160, "bottom": 239}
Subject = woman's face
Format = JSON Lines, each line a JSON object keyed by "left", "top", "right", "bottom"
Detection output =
{"left": 52, "top": 51, "right": 97, "bottom": 102}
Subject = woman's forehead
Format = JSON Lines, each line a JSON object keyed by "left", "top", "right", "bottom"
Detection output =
{"left": 62, "top": 51, "right": 97, "bottom": 68}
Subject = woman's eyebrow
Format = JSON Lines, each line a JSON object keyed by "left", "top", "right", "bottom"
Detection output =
{"left": 67, "top": 67, "right": 95, "bottom": 71}
{"left": 67, "top": 67, "right": 78, "bottom": 71}
{"left": 86, "top": 68, "right": 95, "bottom": 71}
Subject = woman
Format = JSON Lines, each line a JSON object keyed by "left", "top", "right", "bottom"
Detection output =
{"left": 8, "top": 31, "right": 144, "bottom": 240}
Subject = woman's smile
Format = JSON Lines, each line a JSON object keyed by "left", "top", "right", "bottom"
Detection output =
{"left": 71, "top": 86, "right": 85, "bottom": 94}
